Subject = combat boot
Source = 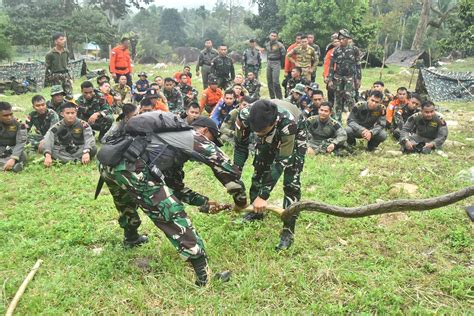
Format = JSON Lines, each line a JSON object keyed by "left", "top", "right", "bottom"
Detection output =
{"left": 190, "top": 256, "right": 209, "bottom": 287}
{"left": 123, "top": 230, "right": 149, "bottom": 248}
{"left": 275, "top": 228, "right": 294, "bottom": 251}
{"left": 242, "top": 212, "right": 264, "bottom": 222}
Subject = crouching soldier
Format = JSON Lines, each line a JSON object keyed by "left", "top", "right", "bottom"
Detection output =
{"left": 43, "top": 102, "right": 97, "bottom": 167}
{"left": 307, "top": 102, "right": 347, "bottom": 155}
{"left": 26, "top": 95, "right": 59, "bottom": 152}
{"left": 400, "top": 101, "right": 448, "bottom": 154}
{"left": 98, "top": 112, "right": 247, "bottom": 286}
{"left": 345, "top": 90, "right": 387, "bottom": 151}
{"left": 0, "top": 102, "right": 27, "bottom": 172}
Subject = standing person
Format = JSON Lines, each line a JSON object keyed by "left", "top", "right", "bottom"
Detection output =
{"left": 307, "top": 33, "right": 321, "bottom": 81}
{"left": 284, "top": 32, "right": 303, "bottom": 78}
{"left": 110, "top": 37, "right": 133, "bottom": 87}
{"left": 265, "top": 31, "right": 286, "bottom": 99}
{"left": 211, "top": 44, "right": 235, "bottom": 90}
{"left": 0, "top": 102, "right": 27, "bottom": 172}
{"left": 286, "top": 35, "right": 317, "bottom": 81}
{"left": 45, "top": 32, "right": 72, "bottom": 96}
{"left": 242, "top": 39, "right": 262, "bottom": 79}
{"left": 328, "top": 29, "right": 361, "bottom": 123}
{"left": 323, "top": 33, "right": 339, "bottom": 105}
{"left": 196, "top": 39, "right": 219, "bottom": 89}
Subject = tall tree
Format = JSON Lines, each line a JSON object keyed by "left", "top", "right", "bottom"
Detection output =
{"left": 157, "top": 8, "right": 187, "bottom": 47}
{"left": 245, "top": 0, "right": 285, "bottom": 44}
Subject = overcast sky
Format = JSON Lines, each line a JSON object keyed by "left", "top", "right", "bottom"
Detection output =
{"left": 151, "top": 0, "right": 257, "bottom": 13}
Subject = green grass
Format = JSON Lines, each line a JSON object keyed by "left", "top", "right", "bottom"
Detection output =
{"left": 0, "top": 59, "right": 473, "bottom": 314}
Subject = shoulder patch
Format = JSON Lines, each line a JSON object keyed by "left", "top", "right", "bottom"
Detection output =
{"left": 81, "top": 120, "right": 89, "bottom": 128}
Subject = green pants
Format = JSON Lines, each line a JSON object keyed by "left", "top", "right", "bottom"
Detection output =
{"left": 334, "top": 76, "right": 355, "bottom": 123}
{"left": 100, "top": 161, "right": 206, "bottom": 261}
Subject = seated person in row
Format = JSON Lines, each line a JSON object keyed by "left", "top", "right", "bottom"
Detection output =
{"left": 163, "top": 77, "right": 184, "bottom": 114}
{"left": 143, "top": 87, "right": 168, "bottom": 112}
{"left": 306, "top": 102, "right": 347, "bottom": 155}
{"left": 43, "top": 102, "right": 97, "bottom": 167}
{"left": 392, "top": 93, "right": 422, "bottom": 140}
{"left": 47, "top": 85, "right": 67, "bottom": 115}
{"left": 102, "top": 103, "right": 138, "bottom": 142}
{"left": 361, "top": 81, "right": 392, "bottom": 107}
{"left": 0, "top": 102, "right": 27, "bottom": 172}
{"left": 302, "top": 89, "right": 324, "bottom": 118}
{"left": 180, "top": 102, "right": 201, "bottom": 125}
{"left": 243, "top": 71, "right": 261, "bottom": 99}
{"left": 178, "top": 74, "right": 198, "bottom": 108}
{"left": 399, "top": 101, "right": 448, "bottom": 154}
{"left": 346, "top": 90, "right": 387, "bottom": 152}
{"left": 76, "top": 80, "right": 114, "bottom": 141}
{"left": 210, "top": 89, "right": 237, "bottom": 127}
{"left": 26, "top": 95, "right": 59, "bottom": 152}
{"left": 134, "top": 72, "right": 150, "bottom": 102}
{"left": 112, "top": 75, "right": 133, "bottom": 105}
{"left": 200, "top": 76, "right": 223, "bottom": 114}
{"left": 286, "top": 83, "right": 306, "bottom": 110}
{"left": 386, "top": 86, "right": 409, "bottom": 129}
{"left": 220, "top": 96, "right": 253, "bottom": 143}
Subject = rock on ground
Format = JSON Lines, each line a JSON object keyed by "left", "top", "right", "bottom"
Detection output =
{"left": 389, "top": 183, "right": 418, "bottom": 197}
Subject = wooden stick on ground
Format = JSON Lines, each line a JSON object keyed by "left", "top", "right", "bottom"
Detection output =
{"left": 6, "top": 259, "right": 43, "bottom": 316}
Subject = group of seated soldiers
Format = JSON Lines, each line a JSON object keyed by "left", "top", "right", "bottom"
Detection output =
{"left": 0, "top": 69, "right": 448, "bottom": 172}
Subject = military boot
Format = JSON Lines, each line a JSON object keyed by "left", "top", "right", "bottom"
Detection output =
{"left": 242, "top": 212, "right": 264, "bottom": 222}
{"left": 275, "top": 228, "right": 294, "bottom": 251}
{"left": 190, "top": 256, "right": 209, "bottom": 287}
{"left": 123, "top": 230, "right": 149, "bottom": 248}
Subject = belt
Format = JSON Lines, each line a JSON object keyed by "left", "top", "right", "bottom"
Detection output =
{"left": 115, "top": 67, "right": 127, "bottom": 70}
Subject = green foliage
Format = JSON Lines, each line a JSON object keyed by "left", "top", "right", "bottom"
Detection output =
{"left": 245, "top": 0, "right": 286, "bottom": 44}
{"left": 438, "top": 0, "right": 474, "bottom": 56}
{"left": 158, "top": 8, "right": 187, "bottom": 47}
{"left": 65, "top": 7, "right": 116, "bottom": 47}
{"left": 0, "top": 13, "right": 13, "bottom": 61}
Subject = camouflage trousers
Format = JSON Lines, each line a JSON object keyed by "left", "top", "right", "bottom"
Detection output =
{"left": 27, "top": 134, "right": 44, "bottom": 151}
{"left": 90, "top": 116, "right": 114, "bottom": 140}
{"left": 50, "top": 144, "right": 97, "bottom": 163}
{"left": 308, "top": 140, "right": 346, "bottom": 155}
{"left": 333, "top": 76, "right": 355, "bottom": 123}
{"left": 49, "top": 73, "right": 73, "bottom": 96}
{"left": 100, "top": 160, "right": 206, "bottom": 261}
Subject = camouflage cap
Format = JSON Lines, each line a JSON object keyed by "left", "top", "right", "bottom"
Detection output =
{"left": 291, "top": 83, "right": 306, "bottom": 95}
{"left": 331, "top": 33, "right": 339, "bottom": 40}
{"left": 338, "top": 29, "right": 352, "bottom": 39}
{"left": 50, "top": 85, "right": 65, "bottom": 96}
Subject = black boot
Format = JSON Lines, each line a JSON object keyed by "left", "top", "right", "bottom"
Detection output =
{"left": 190, "top": 256, "right": 209, "bottom": 287}
{"left": 242, "top": 212, "right": 264, "bottom": 222}
{"left": 275, "top": 228, "right": 294, "bottom": 251}
{"left": 123, "top": 230, "right": 149, "bottom": 248}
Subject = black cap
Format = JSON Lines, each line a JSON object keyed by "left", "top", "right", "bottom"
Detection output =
{"left": 145, "top": 88, "right": 160, "bottom": 99}
{"left": 191, "top": 116, "right": 223, "bottom": 147}
{"left": 208, "top": 75, "right": 218, "bottom": 84}
{"left": 248, "top": 100, "right": 278, "bottom": 132}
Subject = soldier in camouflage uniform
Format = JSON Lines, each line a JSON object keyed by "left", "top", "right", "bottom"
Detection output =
{"left": 306, "top": 102, "right": 347, "bottom": 155}
{"left": 112, "top": 75, "right": 133, "bottom": 105}
{"left": 285, "top": 67, "right": 311, "bottom": 98}
{"left": 45, "top": 33, "right": 72, "bottom": 96}
{"left": 178, "top": 74, "right": 198, "bottom": 108}
{"left": 242, "top": 39, "right": 262, "bottom": 79}
{"left": 286, "top": 83, "right": 306, "bottom": 110}
{"left": 346, "top": 90, "right": 387, "bottom": 151}
{"left": 219, "top": 96, "right": 252, "bottom": 144}
{"left": 265, "top": 31, "right": 286, "bottom": 99}
{"left": 0, "top": 102, "right": 27, "bottom": 172}
{"left": 328, "top": 29, "right": 361, "bottom": 123}
{"left": 26, "top": 95, "right": 59, "bottom": 151}
{"left": 243, "top": 72, "right": 261, "bottom": 99}
{"left": 163, "top": 77, "right": 184, "bottom": 113}
{"left": 196, "top": 39, "right": 219, "bottom": 89}
{"left": 235, "top": 99, "right": 307, "bottom": 251}
{"left": 392, "top": 93, "right": 422, "bottom": 140}
{"left": 400, "top": 101, "right": 448, "bottom": 154}
{"left": 76, "top": 81, "right": 113, "bottom": 141}
{"left": 99, "top": 114, "right": 247, "bottom": 286}
{"left": 307, "top": 33, "right": 321, "bottom": 81}
{"left": 286, "top": 35, "right": 318, "bottom": 81}
{"left": 47, "top": 85, "right": 67, "bottom": 116}
{"left": 211, "top": 44, "right": 235, "bottom": 90}
{"left": 43, "top": 102, "right": 97, "bottom": 166}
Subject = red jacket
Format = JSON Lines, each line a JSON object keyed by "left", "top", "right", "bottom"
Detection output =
{"left": 284, "top": 42, "right": 298, "bottom": 74}
{"left": 110, "top": 45, "right": 132, "bottom": 75}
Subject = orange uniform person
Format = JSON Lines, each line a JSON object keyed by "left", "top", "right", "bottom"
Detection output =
{"left": 110, "top": 37, "right": 133, "bottom": 87}
{"left": 200, "top": 76, "right": 223, "bottom": 114}
{"left": 386, "top": 87, "right": 409, "bottom": 128}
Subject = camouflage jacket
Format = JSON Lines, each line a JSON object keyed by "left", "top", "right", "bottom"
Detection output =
{"left": 163, "top": 131, "right": 247, "bottom": 207}
{"left": 243, "top": 79, "right": 261, "bottom": 99}
{"left": 306, "top": 115, "right": 347, "bottom": 147}
{"left": 0, "top": 119, "right": 27, "bottom": 160}
{"left": 400, "top": 112, "right": 448, "bottom": 148}
{"left": 163, "top": 88, "right": 184, "bottom": 113}
{"left": 178, "top": 83, "right": 198, "bottom": 103}
{"left": 211, "top": 56, "right": 235, "bottom": 80}
{"left": 43, "top": 118, "right": 95, "bottom": 154}
{"left": 287, "top": 45, "right": 317, "bottom": 68}
{"left": 392, "top": 105, "right": 420, "bottom": 135}
{"left": 112, "top": 84, "right": 132, "bottom": 103}
{"left": 47, "top": 99, "right": 67, "bottom": 115}
{"left": 286, "top": 77, "right": 310, "bottom": 96}
{"left": 26, "top": 109, "right": 59, "bottom": 136}
{"left": 220, "top": 108, "right": 239, "bottom": 139}
{"left": 347, "top": 101, "right": 386, "bottom": 136}
{"left": 76, "top": 90, "right": 112, "bottom": 121}
{"left": 328, "top": 45, "right": 361, "bottom": 79}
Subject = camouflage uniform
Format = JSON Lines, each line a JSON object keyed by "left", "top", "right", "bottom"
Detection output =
{"left": 220, "top": 108, "right": 240, "bottom": 143}
{"left": 112, "top": 83, "right": 132, "bottom": 104}
{"left": 243, "top": 47, "right": 261, "bottom": 79}
{"left": 236, "top": 100, "right": 307, "bottom": 234}
{"left": 285, "top": 77, "right": 310, "bottom": 98}
{"left": 400, "top": 112, "right": 448, "bottom": 154}
{"left": 76, "top": 90, "right": 114, "bottom": 140}
{"left": 306, "top": 115, "right": 347, "bottom": 154}
{"left": 163, "top": 88, "right": 184, "bottom": 114}
{"left": 392, "top": 105, "right": 420, "bottom": 140}
{"left": 45, "top": 48, "right": 72, "bottom": 96}
{"left": 346, "top": 101, "right": 387, "bottom": 150}
{"left": 265, "top": 40, "right": 286, "bottom": 99}
{"left": 328, "top": 45, "right": 361, "bottom": 122}
{"left": 196, "top": 47, "right": 219, "bottom": 88}
{"left": 309, "top": 42, "right": 321, "bottom": 81}
{"left": 26, "top": 109, "right": 59, "bottom": 150}
{"left": 0, "top": 118, "right": 27, "bottom": 171}
{"left": 42, "top": 118, "right": 97, "bottom": 162}
{"left": 99, "top": 130, "right": 247, "bottom": 261}
{"left": 211, "top": 55, "right": 235, "bottom": 90}
{"left": 178, "top": 83, "right": 198, "bottom": 109}
{"left": 243, "top": 79, "right": 261, "bottom": 99}
{"left": 287, "top": 45, "right": 317, "bottom": 81}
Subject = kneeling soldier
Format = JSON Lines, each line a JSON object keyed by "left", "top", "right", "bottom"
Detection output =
{"left": 400, "top": 101, "right": 448, "bottom": 154}
{"left": 43, "top": 102, "right": 97, "bottom": 166}
{"left": 0, "top": 102, "right": 27, "bottom": 172}
{"left": 26, "top": 95, "right": 59, "bottom": 152}
{"left": 307, "top": 102, "right": 347, "bottom": 155}
{"left": 345, "top": 90, "right": 387, "bottom": 151}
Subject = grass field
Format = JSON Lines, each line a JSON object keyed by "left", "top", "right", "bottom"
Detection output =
{"left": 0, "top": 59, "right": 473, "bottom": 314}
